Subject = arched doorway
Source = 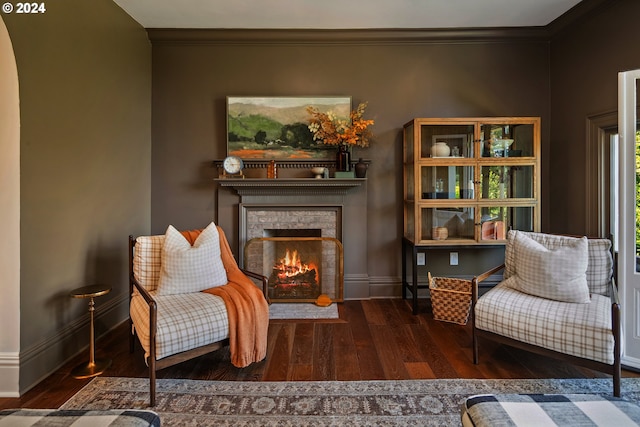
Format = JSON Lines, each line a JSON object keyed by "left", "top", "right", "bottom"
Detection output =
{"left": 0, "top": 16, "right": 21, "bottom": 397}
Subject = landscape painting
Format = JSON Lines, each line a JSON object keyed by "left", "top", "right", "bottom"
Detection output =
{"left": 227, "top": 96, "right": 351, "bottom": 160}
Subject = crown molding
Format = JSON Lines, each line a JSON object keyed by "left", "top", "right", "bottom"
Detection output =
{"left": 147, "top": 0, "right": 618, "bottom": 46}
{"left": 147, "top": 0, "right": 620, "bottom": 45}
{"left": 147, "top": 27, "right": 549, "bottom": 45}
{"left": 547, "top": 0, "right": 618, "bottom": 38}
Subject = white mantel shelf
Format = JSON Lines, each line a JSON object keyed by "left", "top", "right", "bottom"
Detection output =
{"left": 215, "top": 178, "right": 366, "bottom": 196}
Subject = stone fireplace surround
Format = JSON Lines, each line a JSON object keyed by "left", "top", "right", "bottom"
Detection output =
{"left": 215, "top": 178, "right": 369, "bottom": 299}
{"left": 244, "top": 235, "right": 343, "bottom": 302}
{"left": 242, "top": 207, "right": 342, "bottom": 302}
{"left": 242, "top": 207, "right": 339, "bottom": 254}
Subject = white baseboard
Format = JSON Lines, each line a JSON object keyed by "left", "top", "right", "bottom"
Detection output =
{"left": 622, "top": 355, "right": 640, "bottom": 371}
{"left": 0, "top": 352, "right": 19, "bottom": 397}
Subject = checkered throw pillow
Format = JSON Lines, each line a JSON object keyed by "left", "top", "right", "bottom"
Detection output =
{"left": 508, "top": 232, "right": 590, "bottom": 303}
{"left": 505, "top": 230, "right": 612, "bottom": 296}
{"left": 156, "top": 222, "right": 228, "bottom": 295}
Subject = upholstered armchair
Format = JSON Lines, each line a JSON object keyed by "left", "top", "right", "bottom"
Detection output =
{"left": 129, "top": 223, "right": 269, "bottom": 406}
{"left": 472, "top": 231, "right": 621, "bottom": 396}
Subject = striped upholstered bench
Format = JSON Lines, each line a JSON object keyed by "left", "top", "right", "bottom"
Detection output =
{"left": 461, "top": 394, "right": 640, "bottom": 427}
{"left": 0, "top": 409, "right": 161, "bottom": 426}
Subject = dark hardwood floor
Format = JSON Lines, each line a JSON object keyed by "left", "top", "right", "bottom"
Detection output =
{"left": 2, "top": 298, "right": 636, "bottom": 409}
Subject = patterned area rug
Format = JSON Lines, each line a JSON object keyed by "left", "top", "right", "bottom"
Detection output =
{"left": 268, "top": 302, "right": 339, "bottom": 320}
{"left": 61, "top": 377, "right": 640, "bottom": 426}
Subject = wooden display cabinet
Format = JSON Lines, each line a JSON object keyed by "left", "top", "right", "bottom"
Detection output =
{"left": 402, "top": 117, "right": 541, "bottom": 313}
{"left": 403, "top": 117, "right": 540, "bottom": 245}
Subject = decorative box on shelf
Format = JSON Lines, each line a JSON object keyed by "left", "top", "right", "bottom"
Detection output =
{"left": 334, "top": 171, "right": 355, "bottom": 178}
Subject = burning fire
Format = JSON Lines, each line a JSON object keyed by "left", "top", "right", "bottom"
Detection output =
{"left": 269, "top": 246, "right": 321, "bottom": 299}
{"left": 274, "top": 249, "right": 318, "bottom": 280}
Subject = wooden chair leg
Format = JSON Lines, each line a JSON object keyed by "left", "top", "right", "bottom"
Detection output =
{"left": 149, "top": 356, "right": 156, "bottom": 407}
{"left": 471, "top": 278, "right": 479, "bottom": 364}
{"left": 613, "top": 352, "right": 621, "bottom": 397}
{"left": 472, "top": 328, "right": 479, "bottom": 364}
{"left": 149, "top": 328, "right": 157, "bottom": 406}
{"left": 613, "top": 301, "right": 621, "bottom": 397}
{"left": 129, "top": 318, "right": 135, "bottom": 354}
{"left": 148, "top": 300, "right": 158, "bottom": 406}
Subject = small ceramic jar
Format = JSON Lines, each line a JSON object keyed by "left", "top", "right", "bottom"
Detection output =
{"left": 431, "top": 142, "right": 451, "bottom": 157}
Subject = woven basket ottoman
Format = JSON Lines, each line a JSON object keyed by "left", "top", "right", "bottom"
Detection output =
{"left": 0, "top": 409, "right": 160, "bottom": 426}
{"left": 461, "top": 394, "right": 640, "bottom": 427}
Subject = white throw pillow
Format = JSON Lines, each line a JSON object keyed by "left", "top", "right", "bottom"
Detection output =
{"left": 509, "top": 232, "right": 590, "bottom": 303}
{"left": 156, "top": 222, "right": 228, "bottom": 295}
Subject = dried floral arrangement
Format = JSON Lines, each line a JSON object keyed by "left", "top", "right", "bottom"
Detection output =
{"left": 307, "top": 102, "right": 374, "bottom": 147}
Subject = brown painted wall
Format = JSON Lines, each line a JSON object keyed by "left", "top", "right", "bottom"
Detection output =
{"left": 3, "top": 0, "right": 151, "bottom": 391}
{"left": 2, "top": 0, "right": 634, "bottom": 394}
{"left": 549, "top": 0, "right": 640, "bottom": 234}
{"left": 150, "top": 31, "right": 551, "bottom": 282}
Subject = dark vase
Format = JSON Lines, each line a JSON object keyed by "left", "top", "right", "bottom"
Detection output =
{"left": 354, "top": 158, "right": 368, "bottom": 178}
{"left": 336, "top": 144, "right": 351, "bottom": 172}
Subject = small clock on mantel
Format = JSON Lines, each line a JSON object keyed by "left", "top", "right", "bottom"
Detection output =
{"left": 221, "top": 155, "right": 244, "bottom": 178}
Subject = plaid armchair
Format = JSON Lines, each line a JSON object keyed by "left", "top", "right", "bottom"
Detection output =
{"left": 128, "top": 226, "right": 268, "bottom": 406}
{"left": 472, "top": 231, "right": 621, "bottom": 396}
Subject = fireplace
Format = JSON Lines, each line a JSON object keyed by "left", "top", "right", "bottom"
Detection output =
{"left": 245, "top": 236, "right": 343, "bottom": 302}
{"left": 215, "top": 178, "right": 369, "bottom": 300}
{"left": 270, "top": 245, "right": 320, "bottom": 299}
{"left": 265, "top": 230, "right": 320, "bottom": 300}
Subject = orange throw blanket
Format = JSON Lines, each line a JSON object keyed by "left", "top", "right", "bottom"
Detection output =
{"left": 181, "top": 227, "right": 269, "bottom": 368}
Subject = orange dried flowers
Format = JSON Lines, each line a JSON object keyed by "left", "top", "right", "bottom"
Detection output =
{"left": 307, "top": 102, "right": 374, "bottom": 147}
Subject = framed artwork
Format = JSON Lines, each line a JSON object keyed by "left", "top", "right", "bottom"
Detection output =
{"left": 227, "top": 96, "right": 351, "bottom": 160}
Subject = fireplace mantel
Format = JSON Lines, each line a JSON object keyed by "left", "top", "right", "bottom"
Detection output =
{"left": 215, "top": 177, "right": 369, "bottom": 299}
{"left": 215, "top": 178, "right": 365, "bottom": 196}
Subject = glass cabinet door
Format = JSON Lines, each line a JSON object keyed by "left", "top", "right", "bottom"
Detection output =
{"left": 480, "top": 122, "right": 535, "bottom": 158}
{"left": 420, "top": 124, "right": 475, "bottom": 159}
{"left": 479, "top": 205, "right": 535, "bottom": 241}
{"left": 480, "top": 165, "right": 534, "bottom": 199}
{"left": 421, "top": 207, "right": 475, "bottom": 242}
{"left": 421, "top": 166, "right": 475, "bottom": 200}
